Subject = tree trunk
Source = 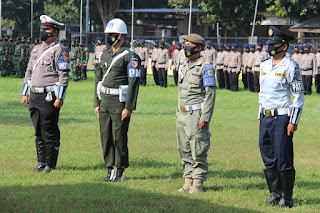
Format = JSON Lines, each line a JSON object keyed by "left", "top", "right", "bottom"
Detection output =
{"left": 95, "top": 0, "right": 120, "bottom": 29}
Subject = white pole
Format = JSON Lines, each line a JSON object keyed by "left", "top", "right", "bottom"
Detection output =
{"left": 0, "top": 0, "right": 2, "bottom": 36}
{"left": 188, "top": 0, "right": 192, "bottom": 34}
{"left": 85, "top": 0, "right": 89, "bottom": 46}
{"left": 131, "top": 0, "right": 134, "bottom": 49}
{"left": 80, "top": 0, "right": 83, "bottom": 41}
{"left": 216, "top": 22, "right": 219, "bottom": 44}
{"left": 251, "top": 0, "right": 259, "bottom": 44}
{"left": 31, "top": 0, "right": 33, "bottom": 39}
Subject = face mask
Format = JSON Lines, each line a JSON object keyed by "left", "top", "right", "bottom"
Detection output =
{"left": 257, "top": 48, "right": 262, "bottom": 51}
{"left": 40, "top": 31, "right": 54, "bottom": 41}
{"left": 160, "top": 46, "right": 164, "bottom": 49}
{"left": 226, "top": 48, "right": 231, "bottom": 52}
{"left": 268, "top": 44, "right": 284, "bottom": 56}
{"left": 245, "top": 49, "right": 249, "bottom": 53}
{"left": 250, "top": 49, "right": 255, "bottom": 53}
{"left": 232, "top": 48, "right": 236, "bottom": 52}
{"left": 318, "top": 50, "right": 320, "bottom": 53}
{"left": 184, "top": 45, "right": 200, "bottom": 57}
{"left": 108, "top": 34, "right": 121, "bottom": 46}
{"left": 218, "top": 48, "right": 223, "bottom": 52}
{"left": 304, "top": 50, "right": 309, "bottom": 53}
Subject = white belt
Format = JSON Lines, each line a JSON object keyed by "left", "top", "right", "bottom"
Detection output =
{"left": 262, "top": 108, "right": 289, "bottom": 117}
{"left": 101, "top": 86, "right": 120, "bottom": 95}
{"left": 31, "top": 86, "right": 55, "bottom": 93}
{"left": 179, "top": 103, "right": 202, "bottom": 112}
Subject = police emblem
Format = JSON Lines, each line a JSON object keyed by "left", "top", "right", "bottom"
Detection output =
{"left": 62, "top": 52, "right": 69, "bottom": 62}
{"left": 268, "top": 28, "right": 273, "bottom": 36}
{"left": 192, "top": 78, "right": 197, "bottom": 83}
{"left": 132, "top": 61, "right": 138, "bottom": 68}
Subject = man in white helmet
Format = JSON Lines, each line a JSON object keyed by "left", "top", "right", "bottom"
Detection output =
{"left": 94, "top": 18, "right": 141, "bottom": 182}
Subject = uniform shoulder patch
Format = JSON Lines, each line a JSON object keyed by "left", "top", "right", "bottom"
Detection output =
{"left": 127, "top": 54, "right": 141, "bottom": 78}
{"left": 203, "top": 64, "right": 216, "bottom": 87}
{"left": 57, "top": 49, "right": 70, "bottom": 71}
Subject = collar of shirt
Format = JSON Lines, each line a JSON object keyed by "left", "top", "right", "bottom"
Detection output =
{"left": 268, "top": 55, "right": 289, "bottom": 70}
{"left": 187, "top": 56, "right": 203, "bottom": 69}
{"left": 110, "top": 46, "right": 126, "bottom": 57}
{"left": 42, "top": 40, "right": 58, "bottom": 51}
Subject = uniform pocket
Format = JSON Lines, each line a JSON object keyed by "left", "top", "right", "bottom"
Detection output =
{"left": 273, "top": 77, "right": 287, "bottom": 90}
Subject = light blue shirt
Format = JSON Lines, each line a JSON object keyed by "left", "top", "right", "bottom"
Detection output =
{"left": 259, "top": 55, "right": 304, "bottom": 124}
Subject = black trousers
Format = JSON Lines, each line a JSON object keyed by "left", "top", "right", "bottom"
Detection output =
{"left": 158, "top": 68, "right": 167, "bottom": 87}
{"left": 29, "top": 92, "right": 61, "bottom": 166}
{"left": 253, "top": 71, "right": 260, "bottom": 92}
{"left": 259, "top": 115, "right": 294, "bottom": 172}
{"left": 99, "top": 94, "right": 130, "bottom": 169}
{"left": 216, "top": 69, "right": 225, "bottom": 89}
{"left": 315, "top": 74, "right": 320, "bottom": 93}
{"left": 224, "top": 71, "right": 231, "bottom": 90}
{"left": 247, "top": 71, "right": 255, "bottom": 92}
{"left": 242, "top": 71, "right": 248, "bottom": 89}
{"left": 230, "top": 72, "right": 239, "bottom": 91}
{"left": 152, "top": 65, "right": 160, "bottom": 85}
{"left": 140, "top": 65, "right": 147, "bottom": 86}
{"left": 173, "top": 71, "right": 178, "bottom": 86}
{"left": 302, "top": 75, "right": 312, "bottom": 95}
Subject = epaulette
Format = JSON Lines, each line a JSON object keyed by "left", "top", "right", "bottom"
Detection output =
{"left": 261, "top": 56, "right": 271, "bottom": 62}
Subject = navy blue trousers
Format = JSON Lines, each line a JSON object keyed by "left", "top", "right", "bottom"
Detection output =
{"left": 259, "top": 115, "right": 294, "bottom": 172}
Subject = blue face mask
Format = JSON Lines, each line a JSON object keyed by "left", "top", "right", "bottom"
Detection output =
{"left": 184, "top": 45, "right": 200, "bottom": 57}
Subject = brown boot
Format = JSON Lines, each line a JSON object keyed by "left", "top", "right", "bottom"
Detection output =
{"left": 189, "top": 179, "right": 204, "bottom": 194}
{"left": 178, "top": 178, "right": 193, "bottom": 192}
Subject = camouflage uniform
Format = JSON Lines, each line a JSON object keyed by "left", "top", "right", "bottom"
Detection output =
{"left": 76, "top": 41, "right": 89, "bottom": 80}
{"left": 1, "top": 36, "right": 11, "bottom": 77}
{"left": 13, "top": 37, "right": 25, "bottom": 78}
{"left": 69, "top": 41, "right": 79, "bottom": 81}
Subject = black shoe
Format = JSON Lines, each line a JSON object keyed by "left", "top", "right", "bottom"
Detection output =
{"left": 34, "top": 163, "right": 46, "bottom": 172}
{"left": 278, "top": 170, "right": 295, "bottom": 208}
{"left": 266, "top": 192, "right": 281, "bottom": 205}
{"left": 279, "top": 197, "right": 293, "bottom": 208}
{"left": 110, "top": 168, "right": 125, "bottom": 182}
{"left": 103, "top": 168, "right": 113, "bottom": 181}
{"left": 264, "top": 169, "right": 282, "bottom": 205}
{"left": 42, "top": 165, "right": 56, "bottom": 173}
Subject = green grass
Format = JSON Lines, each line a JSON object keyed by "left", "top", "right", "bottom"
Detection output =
{"left": 0, "top": 72, "right": 319, "bottom": 213}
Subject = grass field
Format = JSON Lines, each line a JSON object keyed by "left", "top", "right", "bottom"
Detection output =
{"left": 0, "top": 72, "right": 319, "bottom": 213}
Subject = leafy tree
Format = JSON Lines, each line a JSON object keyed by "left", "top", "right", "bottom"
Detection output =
{"left": 94, "top": 0, "right": 121, "bottom": 27}
{"left": 43, "top": 0, "right": 81, "bottom": 23}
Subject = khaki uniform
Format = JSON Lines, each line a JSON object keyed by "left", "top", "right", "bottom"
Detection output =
{"left": 241, "top": 51, "right": 249, "bottom": 89}
{"left": 201, "top": 48, "right": 216, "bottom": 67}
{"left": 172, "top": 49, "right": 181, "bottom": 85}
{"left": 135, "top": 46, "right": 149, "bottom": 86}
{"left": 245, "top": 52, "right": 255, "bottom": 92}
{"left": 315, "top": 52, "right": 320, "bottom": 93}
{"left": 156, "top": 48, "right": 169, "bottom": 87}
{"left": 300, "top": 52, "right": 317, "bottom": 94}
{"left": 179, "top": 49, "right": 187, "bottom": 66}
{"left": 95, "top": 46, "right": 140, "bottom": 169}
{"left": 228, "top": 51, "right": 242, "bottom": 91}
{"left": 93, "top": 45, "right": 107, "bottom": 64}
{"left": 177, "top": 56, "right": 216, "bottom": 181}
{"left": 223, "top": 51, "right": 232, "bottom": 89}
{"left": 253, "top": 50, "right": 268, "bottom": 92}
{"left": 151, "top": 47, "right": 160, "bottom": 85}
{"left": 291, "top": 53, "right": 302, "bottom": 66}
{"left": 215, "top": 50, "right": 226, "bottom": 88}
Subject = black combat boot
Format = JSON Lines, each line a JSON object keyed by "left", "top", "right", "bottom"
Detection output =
{"left": 110, "top": 168, "right": 125, "bottom": 182}
{"left": 34, "top": 137, "right": 46, "bottom": 172}
{"left": 278, "top": 170, "right": 295, "bottom": 208}
{"left": 264, "top": 168, "right": 282, "bottom": 205}
{"left": 42, "top": 142, "right": 60, "bottom": 173}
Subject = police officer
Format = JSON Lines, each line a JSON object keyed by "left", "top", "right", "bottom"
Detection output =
{"left": 156, "top": 41, "right": 169, "bottom": 87}
{"left": 253, "top": 42, "right": 268, "bottom": 92}
{"left": 135, "top": 39, "right": 149, "bottom": 86}
{"left": 177, "top": 34, "right": 216, "bottom": 194}
{"left": 223, "top": 43, "right": 232, "bottom": 90}
{"left": 171, "top": 42, "right": 182, "bottom": 86}
{"left": 201, "top": 40, "right": 216, "bottom": 66}
{"left": 92, "top": 37, "right": 108, "bottom": 74}
{"left": 300, "top": 44, "right": 316, "bottom": 95}
{"left": 94, "top": 18, "right": 140, "bottom": 182}
{"left": 241, "top": 43, "right": 250, "bottom": 89}
{"left": 315, "top": 45, "right": 320, "bottom": 93}
{"left": 21, "top": 15, "right": 69, "bottom": 173}
{"left": 291, "top": 45, "right": 301, "bottom": 66}
{"left": 215, "top": 43, "right": 226, "bottom": 89}
{"left": 259, "top": 26, "right": 304, "bottom": 208}
{"left": 245, "top": 44, "right": 256, "bottom": 92}
{"left": 151, "top": 40, "right": 160, "bottom": 85}
{"left": 228, "top": 43, "right": 241, "bottom": 91}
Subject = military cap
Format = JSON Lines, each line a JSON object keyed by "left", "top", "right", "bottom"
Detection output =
{"left": 294, "top": 45, "right": 299, "bottom": 48}
{"left": 231, "top": 43, "right": 239, "bottom": 48}
{"left": 226, "top": 43, "right": 231, "bottom": 48}
{"left": 16, "top": 37, "right": 21, "bottom": 40}
{"left": 176, "top": 42, "right": 182, "bottom": 46}
{"left": 299, "top": 45, "right": 305, "bottom": 50}
{"left": 257, "top": 42, "right": 263, "bottom": 47}
{"left": 206, "top": 40, "right": 213, "bottom": 46}
{"left": 159, "top": 40, "right": 165, "bottom": 45}
{"left": 79, "top": 40, "right": 84, "bottom": 43}
{"left": 60, "top": 39, "right": 66, "bottom": 42}
{"left": 136, "top": 39, "right": 140, "bottom": 43}
{"left": 304, "top": 44, "right": 312, "bottom": 49}
{"left": 266, "top": 26, "right": 294, "bottom": 44}
{"left": 27, "top": 37, "right": 32, "bottom": 40}
{"left": 250, "top": 44, "right": 256, "bottom": 48}
{"left": 97, "top": 37, "right": 104, "bottom": 42}
{"left": 182, "top": 33, "right": 205, "bottom": 45}
{"left": 140, "top": 39, "right": 146, "bottom": 44}
{"left": 218, "top": 43, "right": 224, "bottom": 48}
{"left": 154, "top": 40, "right": 159, "bottom": 44}
{"left": 318, "top": 44, "right": 320, "bottom": 48}
{"left": 243, "top": 43, "right": 250, "bottom": 49}
{"left": 40, "top": 15, "right": 64, "bottom": 29}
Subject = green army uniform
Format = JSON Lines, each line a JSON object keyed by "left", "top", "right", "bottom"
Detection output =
{"left": 0, "top": 38, "right": 3, "bottom": 74}
{"left": 76, "top": 43, "right": 89, "bottom": 80}
{"left": 8, "top": 37, "right": 15, "bottom": 75}
{"left": 1, "top": 37, "right": 10, "bottom": 77}
{"left": 24, "top": 40, "right": 31, "bottom": 74}
{"left": 94, "top": 46, "right": 140, "bottom": 173}
{"left": 13, "top": 38, "right": 25, "bottom": 78}
{"left": 70, "top": 42, "right": 79, "bottom": 81}
{"left": 28, "top": 37, "right": 35, "bottom": 50}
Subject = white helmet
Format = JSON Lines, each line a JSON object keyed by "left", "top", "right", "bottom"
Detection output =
{"left": 104, "top": 18, "right": 127, "bottom": 34}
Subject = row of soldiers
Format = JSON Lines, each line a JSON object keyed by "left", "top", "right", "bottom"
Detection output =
{"left": 0, "top": 35, "right": 39, "bottom": 78}
{"left": 69, "top": 40, "right": 90, "bottom": 81}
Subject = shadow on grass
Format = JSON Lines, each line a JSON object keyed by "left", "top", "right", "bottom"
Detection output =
{"left": 211, "top": 169, "right": 264, "bottom": 179}
{"left": 0, "top": 183, "right": 261, "bottom": 213}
